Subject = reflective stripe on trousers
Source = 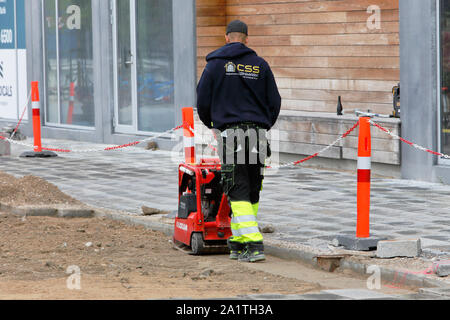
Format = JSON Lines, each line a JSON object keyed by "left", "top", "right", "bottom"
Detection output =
{"left": 230, "top": 201, "right": 263, "bottom": 243}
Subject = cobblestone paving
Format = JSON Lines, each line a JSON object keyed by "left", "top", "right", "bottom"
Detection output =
{"left": 2, "top": 138, "right": 450, "bottom": 259}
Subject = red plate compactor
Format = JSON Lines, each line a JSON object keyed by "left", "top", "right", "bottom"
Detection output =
{"left": 173, "top": 159, "right": 232, "bottom": 254}
{"left": 172, "top": 107, "right": 232, "bottom": 255}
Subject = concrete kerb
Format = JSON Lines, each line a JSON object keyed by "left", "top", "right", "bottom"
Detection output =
{"left": 264, "top": 244, "right": 449, "bottom": 290}
{"left": 0, "top": 202, "right": 95, "bottom": 218}
{"left": 93, "top": 209, "right": 175, "bottom": 236}
{"left": 90, "top": 208, "right": 450, "bottom": 291}
{"left": 339, "top": 258, "right": 449, "bottom": 290}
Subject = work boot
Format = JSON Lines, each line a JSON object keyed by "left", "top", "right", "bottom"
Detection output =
{"left": 228, "top": 239, "right": 244, "bottom": 260}
{"left": 238, "top": 242, "right": 266, "bottom": 263}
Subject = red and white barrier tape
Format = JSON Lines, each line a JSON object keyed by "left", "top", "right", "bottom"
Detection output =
{"left": 269, "top": 121, "right": 360, "bottom": 169}
{"left": 9, "top": 92, "right": 31, "bottom": 140}
{"left": 0, "top": 123, "right": 190, "bottom": 153}
{"left": 6, "top": 109, "right": 450, "bottom": 164}
{"left": 2, "top": 103, "right": 360, "bottom": 166}
{"left": 192, "top": 121, "right": 360, "bottom": 169}
{"left": 370, "top": 120, "right": 450, "bottom": 160}
{"left": 0, "top": 91, "right": 359, "bottom": 162}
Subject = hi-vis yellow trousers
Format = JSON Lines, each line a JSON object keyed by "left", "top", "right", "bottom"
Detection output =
{"left": 230, "top": 202, "right": 263, "bottom": 243}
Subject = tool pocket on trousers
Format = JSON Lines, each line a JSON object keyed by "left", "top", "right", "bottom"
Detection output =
{"left": 221, "top": 164, "right": 235, "bottom": 195}
{"left": 258, "top": 136, "right": 271, "bottom": 164}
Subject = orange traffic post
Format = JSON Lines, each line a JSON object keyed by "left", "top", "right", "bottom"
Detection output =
{"left": 67, "top": 82, "right": 75, "bottom": 124}
{"left": 20, "top": 82, "right": 57, "bottom": 158}
{"left": 356, "top": 117, "right": 372, "bottom": 238}
{"left": 182, "top": 107, "right": 196, "bottom": 165}
{"left": 334, "top": 116, "right": 385, "bottom": 250}
{"left": 31, "top": 81, "right": 43, "bottom": 153}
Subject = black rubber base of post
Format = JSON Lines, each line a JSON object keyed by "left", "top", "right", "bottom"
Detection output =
{"left": 20, "top": 151, "right": 58, "bottom": 158}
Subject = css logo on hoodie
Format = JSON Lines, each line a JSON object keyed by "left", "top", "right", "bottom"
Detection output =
{"left": 225, "top": 61, "right": 260, "bottom": 80}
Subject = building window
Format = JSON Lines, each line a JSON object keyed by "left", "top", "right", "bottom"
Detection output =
{"left": 113, "top": 0, "right": 175, "bottom": 134}
{"left": 136, "top": 0, "right": 174, "bottom": 133}
{"left": 440, "top": 0, "right": 450, "bottom": 157}
{"left": 43, "top": 0, "right": 94, "bottom": 127}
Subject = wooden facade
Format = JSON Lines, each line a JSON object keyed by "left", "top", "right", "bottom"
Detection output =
{"left": 197, "top": 0, "right": 399, "bottom": 115}
{"left": 195, "top": 0, "right": 401, "bottom": 167}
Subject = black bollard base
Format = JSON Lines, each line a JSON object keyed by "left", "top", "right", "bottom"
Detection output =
{"left": 20, "top": 151, "right": 58, "bottom": 158}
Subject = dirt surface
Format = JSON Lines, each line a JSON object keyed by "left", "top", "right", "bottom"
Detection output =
{"left": 0, "top": 171, "right": 322, "bottom": 300}
{"left": 0, "top": 171, "right": 420, "bottom": 299}
{"left": 0, "top": 172, "right": 82, "bottom": 207}
{"left": 0, "top": 213, "right": 322, "bottom": 300}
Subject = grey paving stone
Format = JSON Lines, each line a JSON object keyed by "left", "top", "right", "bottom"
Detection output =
{"left": 432, "top": 261, "right": 450, "bottom": 277}
{"left": 285, "top": 293, "right": 347, "bottom": 300}
{"left": 334, "top": 235, "right": 387, "bottom": 251}
{"left": 419, "top": 287, "right": 450, "bottom": 297}
{"left": 321, "top": 289, "right": 395, "bottom": 300}
{"left": 394, "top": 230, "right": 421, "bottom": 236}
{"left": 400, "top": 293, "right": 449, "bottom": 300}
{"left": 376, "top": 239, "right": 422, "bottom": 258}
{"left": 310, "top": 225, "right": 342, "bottom": 232}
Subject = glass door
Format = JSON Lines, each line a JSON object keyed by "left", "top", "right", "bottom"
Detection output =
{"left": 113, "top": 0, "right": 175, "bottom": 134}
{"left": 113, "top": 0, "right": 137, "bottom": 134}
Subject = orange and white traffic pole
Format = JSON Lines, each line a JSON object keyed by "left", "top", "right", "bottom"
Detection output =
{"left": 67, "top": 82, "right": 75, "bottom": 124}
{"left": 20, "top": 82, "right": 57, "bottom": 158}
{"left": 182, "top": 107, "right": 196, "bottom": 165}
{"left": 356, "top": 117, "right": 372, "bottom": 238}
{"left": 31, "top": 81, "right": 43, "bottom": 153}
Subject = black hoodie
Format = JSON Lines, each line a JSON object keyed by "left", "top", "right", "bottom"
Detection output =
{"left": 197, "top": 42, "right": 281, "bottom": 130}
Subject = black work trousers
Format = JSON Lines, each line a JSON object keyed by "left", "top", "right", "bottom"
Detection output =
{"left": 218, "top": 123, "right": 270, "bottom": 203}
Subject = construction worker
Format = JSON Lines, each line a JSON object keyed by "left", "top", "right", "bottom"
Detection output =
{"left": 197, "top": 20, "right": 281, "bottom": 263}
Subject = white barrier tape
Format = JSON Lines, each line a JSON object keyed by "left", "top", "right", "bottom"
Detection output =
{"left": 270, "top": 121, "right": 360, "bottom": 169}
{"left": 270, "top": 135, "right": 343, "bottom": 169}
{"left": 66, "top": 128, "right": 180, "bottom": 153}
{"left": 1, "top": 93, "right": 193, "bottom": 154}
{"left": 191, "top": 122, "right": 360, "bottom": 169}
{"left": 187, "top": 126, "right": 195, "bottom": 136}
{"left": 370, "top": 120, "right": 450, "bottom": 160}
{"left": 1, "top": 125, "right": 181, "bottom": 153}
